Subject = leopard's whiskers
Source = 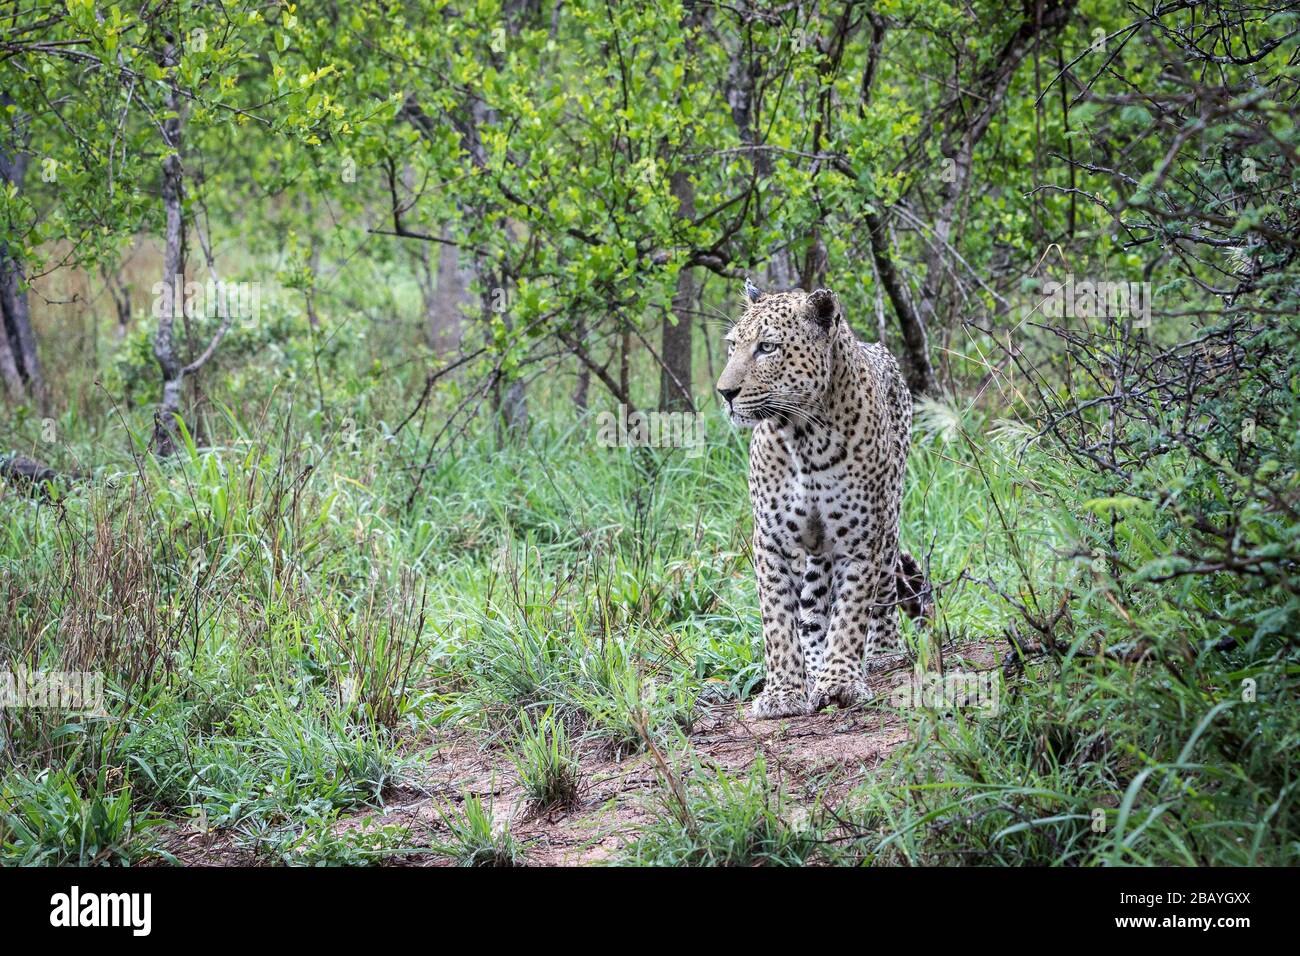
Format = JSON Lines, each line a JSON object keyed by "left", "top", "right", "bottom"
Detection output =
{"left": 758, "top": 397, "right": 823, "bottom": 429}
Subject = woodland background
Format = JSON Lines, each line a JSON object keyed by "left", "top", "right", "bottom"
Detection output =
{"left": 0, "top": 0, "right": 1297, "bottom": 865}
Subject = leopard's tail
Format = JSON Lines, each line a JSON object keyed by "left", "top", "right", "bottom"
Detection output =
{"left": 896, "top": 551, "right": 933, "bottom": 623}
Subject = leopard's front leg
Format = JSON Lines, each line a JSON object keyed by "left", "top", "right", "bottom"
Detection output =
{"left": 809, "top": 555, "right": 876, "bottom": 710}
{"left": 749, "top": 533, "right": 813, "bottom": 718}
{"left": 799, "top": 553, "right": 833, "bottom": 693}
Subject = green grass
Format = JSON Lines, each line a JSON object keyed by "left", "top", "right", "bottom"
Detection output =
{"left": 624, "top": 754, "right": 822, "bottom": 866}
{"left": 509, "top": 707, "right": 581, "bottom": 811}
{"left": 430, "top": 792, "right": 525, "bottom": 867}
{"left": 0, "top": 768, "right": 163, "bottom": 866}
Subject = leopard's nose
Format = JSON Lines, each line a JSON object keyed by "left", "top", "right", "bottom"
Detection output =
{"left": 717, "top": 387, "right": 740, "bottom": 405}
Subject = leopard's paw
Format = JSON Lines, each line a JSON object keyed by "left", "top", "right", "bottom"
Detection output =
{"left": 748, "top": 686, "right": 814, "bottom": 720}
{"left": 809, "top": 674, "right": 871, "bottom": 712}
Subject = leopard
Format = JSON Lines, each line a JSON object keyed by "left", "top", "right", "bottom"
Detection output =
{"left": 717, "top": 280, "right": 928, "bottom": 719}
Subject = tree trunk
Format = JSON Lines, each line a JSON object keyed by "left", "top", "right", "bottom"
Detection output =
{"left": 499, "top": 378, "right": 527, "bottom": 434}
{"left": 619, "top": 323, "right": 631, "bottom": 403}
{"left": 430, "top": 226, "right": 471, "bottom": 350}
{"left": 304, "top": 198, "right": 322, "bottom": 331}
{"left": 866, "top": 211, "right": 938, "bottom": 396}
{"left": 0, "top": 297, "right": 24, "bottom": 403}
{"left": 400, "top": 161, "right": 469, "bottom": 351}
{"left": 0, "top": 97, "right": 45, "bottom": 410}
{"left": 571, "top": 316, "right": 590, "bottom": 411}
{"left": 660, "top": 272, "right": 695, "bottom": 411}
{"left": 483, "top": 265, "right": 527, "bottom": 437}
{"left": 151, "top": 43, "right": 187, "bottom": 456}
{"left": 101, "top": 263, "right": 132, "bottom": 339}
{"left": 799, "top": 231, "right": 829, "bottom": 292}
{"left": 655, "top": 4, "right": 706, "bottom": 414}
{"left": 658, "top": 177, "right": 696, "bottom": 411}
{"left": 0, "top": 251, "right": 41, "bottom": 408}
{"left": 725, "top": 25, "right": 796, "bottom": 289}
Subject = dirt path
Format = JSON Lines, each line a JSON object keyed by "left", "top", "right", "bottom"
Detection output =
{"left": 332, "top": 638, "right": 998, "bottom": 866}
{"left": 361, "top": 696, "right": 910, "bottom": 865}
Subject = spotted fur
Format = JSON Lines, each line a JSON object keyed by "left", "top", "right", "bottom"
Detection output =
{"left": 718, "top": 285, "right": 922, "bottom": 718}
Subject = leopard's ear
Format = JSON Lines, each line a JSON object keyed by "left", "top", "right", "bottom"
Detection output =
{"left": 743, "top": 276, "right": 764, "bottom": 303}
{"left": 808, "top": 288, "right": 839, "bottom": 330}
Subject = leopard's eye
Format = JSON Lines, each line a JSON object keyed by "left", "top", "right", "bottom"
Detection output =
{"left": 725, "top": 340, "right": 736, "bottom": 356}
{"left": 755, "top": 341, "right": 778, "bottom": 355}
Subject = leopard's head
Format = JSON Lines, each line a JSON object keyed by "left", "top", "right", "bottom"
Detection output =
{"left": 716, "top": 281, "right": 841, "bottom": 428}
